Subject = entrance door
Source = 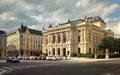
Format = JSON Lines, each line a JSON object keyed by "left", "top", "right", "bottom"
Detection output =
{"left": 53, "top": 48, "right": 55, "bottom": 55}
{"left": 58, "top": 48, "right": 60, "bottom": 55}
{"left": 63, "top": 48, "right": 66, "bottom": 56}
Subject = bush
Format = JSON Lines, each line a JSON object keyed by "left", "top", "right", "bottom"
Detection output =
{"left": 97, "top": 54, "right": 105, "bottom": 58}
{"left": 77, "top": 53, "right": 85, "bottom": 57}
{"left": 85, "top": 53, "right": 94, "bottom": 58}
{"left": 71, "top": 53, "right": 77, "bottom": 57}
{"left": 110, "top": 54, "right": 120, "bottom": 58}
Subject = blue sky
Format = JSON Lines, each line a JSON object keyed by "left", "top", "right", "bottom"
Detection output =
{"left": 108, "top": 0, "right": 120, "bottom": 18}
{"left": 0, "top": 0, "right": 120, "bottom": 37}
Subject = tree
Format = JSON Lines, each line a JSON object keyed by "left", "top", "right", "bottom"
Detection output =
{"left": 113, "top": 38, "right": 120, "bottom": 55}
{"left": 98, "top": 37, "right": 114, "bottom": 52}
{"left": 98, "top": 37, "right": 120, "bottom": 55}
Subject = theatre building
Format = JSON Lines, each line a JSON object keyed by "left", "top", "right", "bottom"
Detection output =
{"left": 42, "top": 16, "right": 114, "bottom": 58}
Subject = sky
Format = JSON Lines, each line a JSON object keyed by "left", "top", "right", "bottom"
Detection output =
{"left": 0, "top": 0, "right": 120, "bottom": 37}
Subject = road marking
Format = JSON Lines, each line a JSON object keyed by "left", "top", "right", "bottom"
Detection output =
{"left": 103, "top": 73, "right": 114, "bottom": 75}
{"left": 0, "top": 63, "right": 60, "bottom": 75}
{"left": 0, "top": 68, "right": 8, "bottom": 75}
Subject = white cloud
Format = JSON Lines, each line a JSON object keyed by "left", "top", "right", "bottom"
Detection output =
{"left": 105, "top": 18, "right": 120, "bottom": 37}
{"left": 113, "top": 22, "right": 120, "bottom": 37}
{"left": 9, "top": 17, "right": 17, "bottom": 21}
{"left": 101, "top": 4, "right": 119, "bottom": 17}
{"left": 76, "top": 0, "right": 90, "bottom": 8}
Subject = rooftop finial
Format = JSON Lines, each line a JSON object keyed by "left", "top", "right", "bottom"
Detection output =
{"left": 84, "top": 16, "right": 87, "bottom": 21}
{"left": 49, "top": 24, "right": 52, "bottom": 28}
{"left": 21, "top": 22, "right": 24, "bottom": 28}
{"left": 68, "top": 19, "right": 71, "bottom": 23}
{"left": 43, "top": 27, "right": 45, "bottom": 30}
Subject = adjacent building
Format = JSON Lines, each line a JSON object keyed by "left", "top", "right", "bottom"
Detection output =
{"left": 42, "top": 16, "right": 114, "bottom": 58}
{"left": 7, "top": 24, "right": 42, "bottom": 56}
{"left": 0, "top": 30, "right": 6, "bottom": 57}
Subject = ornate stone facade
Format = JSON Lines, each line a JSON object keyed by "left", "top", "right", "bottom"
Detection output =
{"left": 7, "top": 24, "right": 42, "bottom": 56}
{"left": 42, "top": 16, "right": 114, "bottom": 58}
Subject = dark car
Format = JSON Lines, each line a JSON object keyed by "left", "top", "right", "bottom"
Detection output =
{"left": 6, "top": 56, "right": 20, "bottom": 63}
{"left": 41, "top": 55, "right": 46, "bottom": 60}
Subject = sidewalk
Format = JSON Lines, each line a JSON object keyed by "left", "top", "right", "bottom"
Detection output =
{"left": 67, "top": 57, "right": 120, "bottom": 62}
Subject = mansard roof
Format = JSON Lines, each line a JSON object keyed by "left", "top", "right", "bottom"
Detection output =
{"left": 28, "top": 28, "right": 42, "bottom": 35}
{"left": 18, "top": 23, "right": 42, "bottom": 35}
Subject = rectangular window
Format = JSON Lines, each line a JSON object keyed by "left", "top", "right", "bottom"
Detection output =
{"left": 53, "top": 35, "right": 55, "bottom": 43}
{"left": 58, "top": 34, "right": 60, "bottom": 43}
{"left": 63, "top": 33, "right": 66, "bottom": 43}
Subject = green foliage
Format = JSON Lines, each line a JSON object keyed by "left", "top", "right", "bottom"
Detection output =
{"left": 98, "top": 37, "right": 120, "bottom": 54}
{"left": 71, "top": 53, "right": 77, "bottom": 57}
{"left": 97, "top": 54, "right": 105, "bottom": 58}
{"left": 109, "top": 54, "right": 120, "bottom": 58}
{"left": 77, "top": 53, "right": 85, "bottom": 57}
{"left": 98, "top": 37, "right": 114, "bottom": 51}
{"left": 85, "top": 53, "right": 94, "bottom": 58}
{"left": 76, "top": 53, "right": 94, "bottom": 58}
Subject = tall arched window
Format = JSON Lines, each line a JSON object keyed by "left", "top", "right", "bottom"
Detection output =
{"left": 89, "top": 48, "right": 91, "bottom": 53}
{"left": 78, "top": 48, "right": 81, "bottom": 53}
{"left": 78, "top": 36, "right": 80, "bottom": 42}
{"left": 63, "top": 48, "right": 66, "bottom": 56}
{"left": 58, "top": 48, "right": 60, "bottom": 55}
{"left": 53, "top": 48, "right": 55, "bottom": 55}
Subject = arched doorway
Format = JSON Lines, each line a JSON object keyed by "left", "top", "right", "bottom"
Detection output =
{"left": 58, "top": 48, "right": 60, "bottom": 55}
{"left": 63, "top": 48, "right": 66, "bottom": 56}
{"left": 78, "top": 48, "right": 81, "bottom": 53}
{"left": 53, "top": 48, "right": 55, "bottom": 55}
{"left": 89, "top": 48, "right": 91, "bottom": 53}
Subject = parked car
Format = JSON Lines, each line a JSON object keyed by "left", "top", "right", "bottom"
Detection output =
{"left": 56, "top": 55, "right": 63, "bottom": 60}
{"left": 46, "top": 56, "right": 52, "bottom": 60}
{"left": 6, "top": 56, "right": 20, "bottom": 63}
{"left": 51, "top": 56, "right": 57, "bottom": 60}
{"left": 24, "top": 56, "right": 29, "bottom": 60}
{"left": 18, "top": 55, "right": 25, "bottom": 60}
{"left": 41, "top": 55, "right": 46, "bottom": 60}
{"left": 30, "top": 56, "right": 37, "bottom": 60}
{"left": 37, "top": 56, "right": 42, "bottom": 60}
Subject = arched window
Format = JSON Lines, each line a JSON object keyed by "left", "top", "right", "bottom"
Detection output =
{"left": 89, "top": 48, "right": 91, "bottom": 53}
{"left": 58, "top": 48, "right": 60, "bottom": 55}
{"left": 63, "top": 48, "right": 66, "bottom": 56}
{"left": 78, "top": 48, "right": 81, "bottom": 53}
{"left": 53, "top": 48, "right": 55, "bottom": 55}
{"left": 78, "top": 36, "right": 80, "bottom": 42}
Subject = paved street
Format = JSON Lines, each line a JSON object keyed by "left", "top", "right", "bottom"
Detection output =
{"left": 0, "top": 59, "right": 120, "bottom": 75}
